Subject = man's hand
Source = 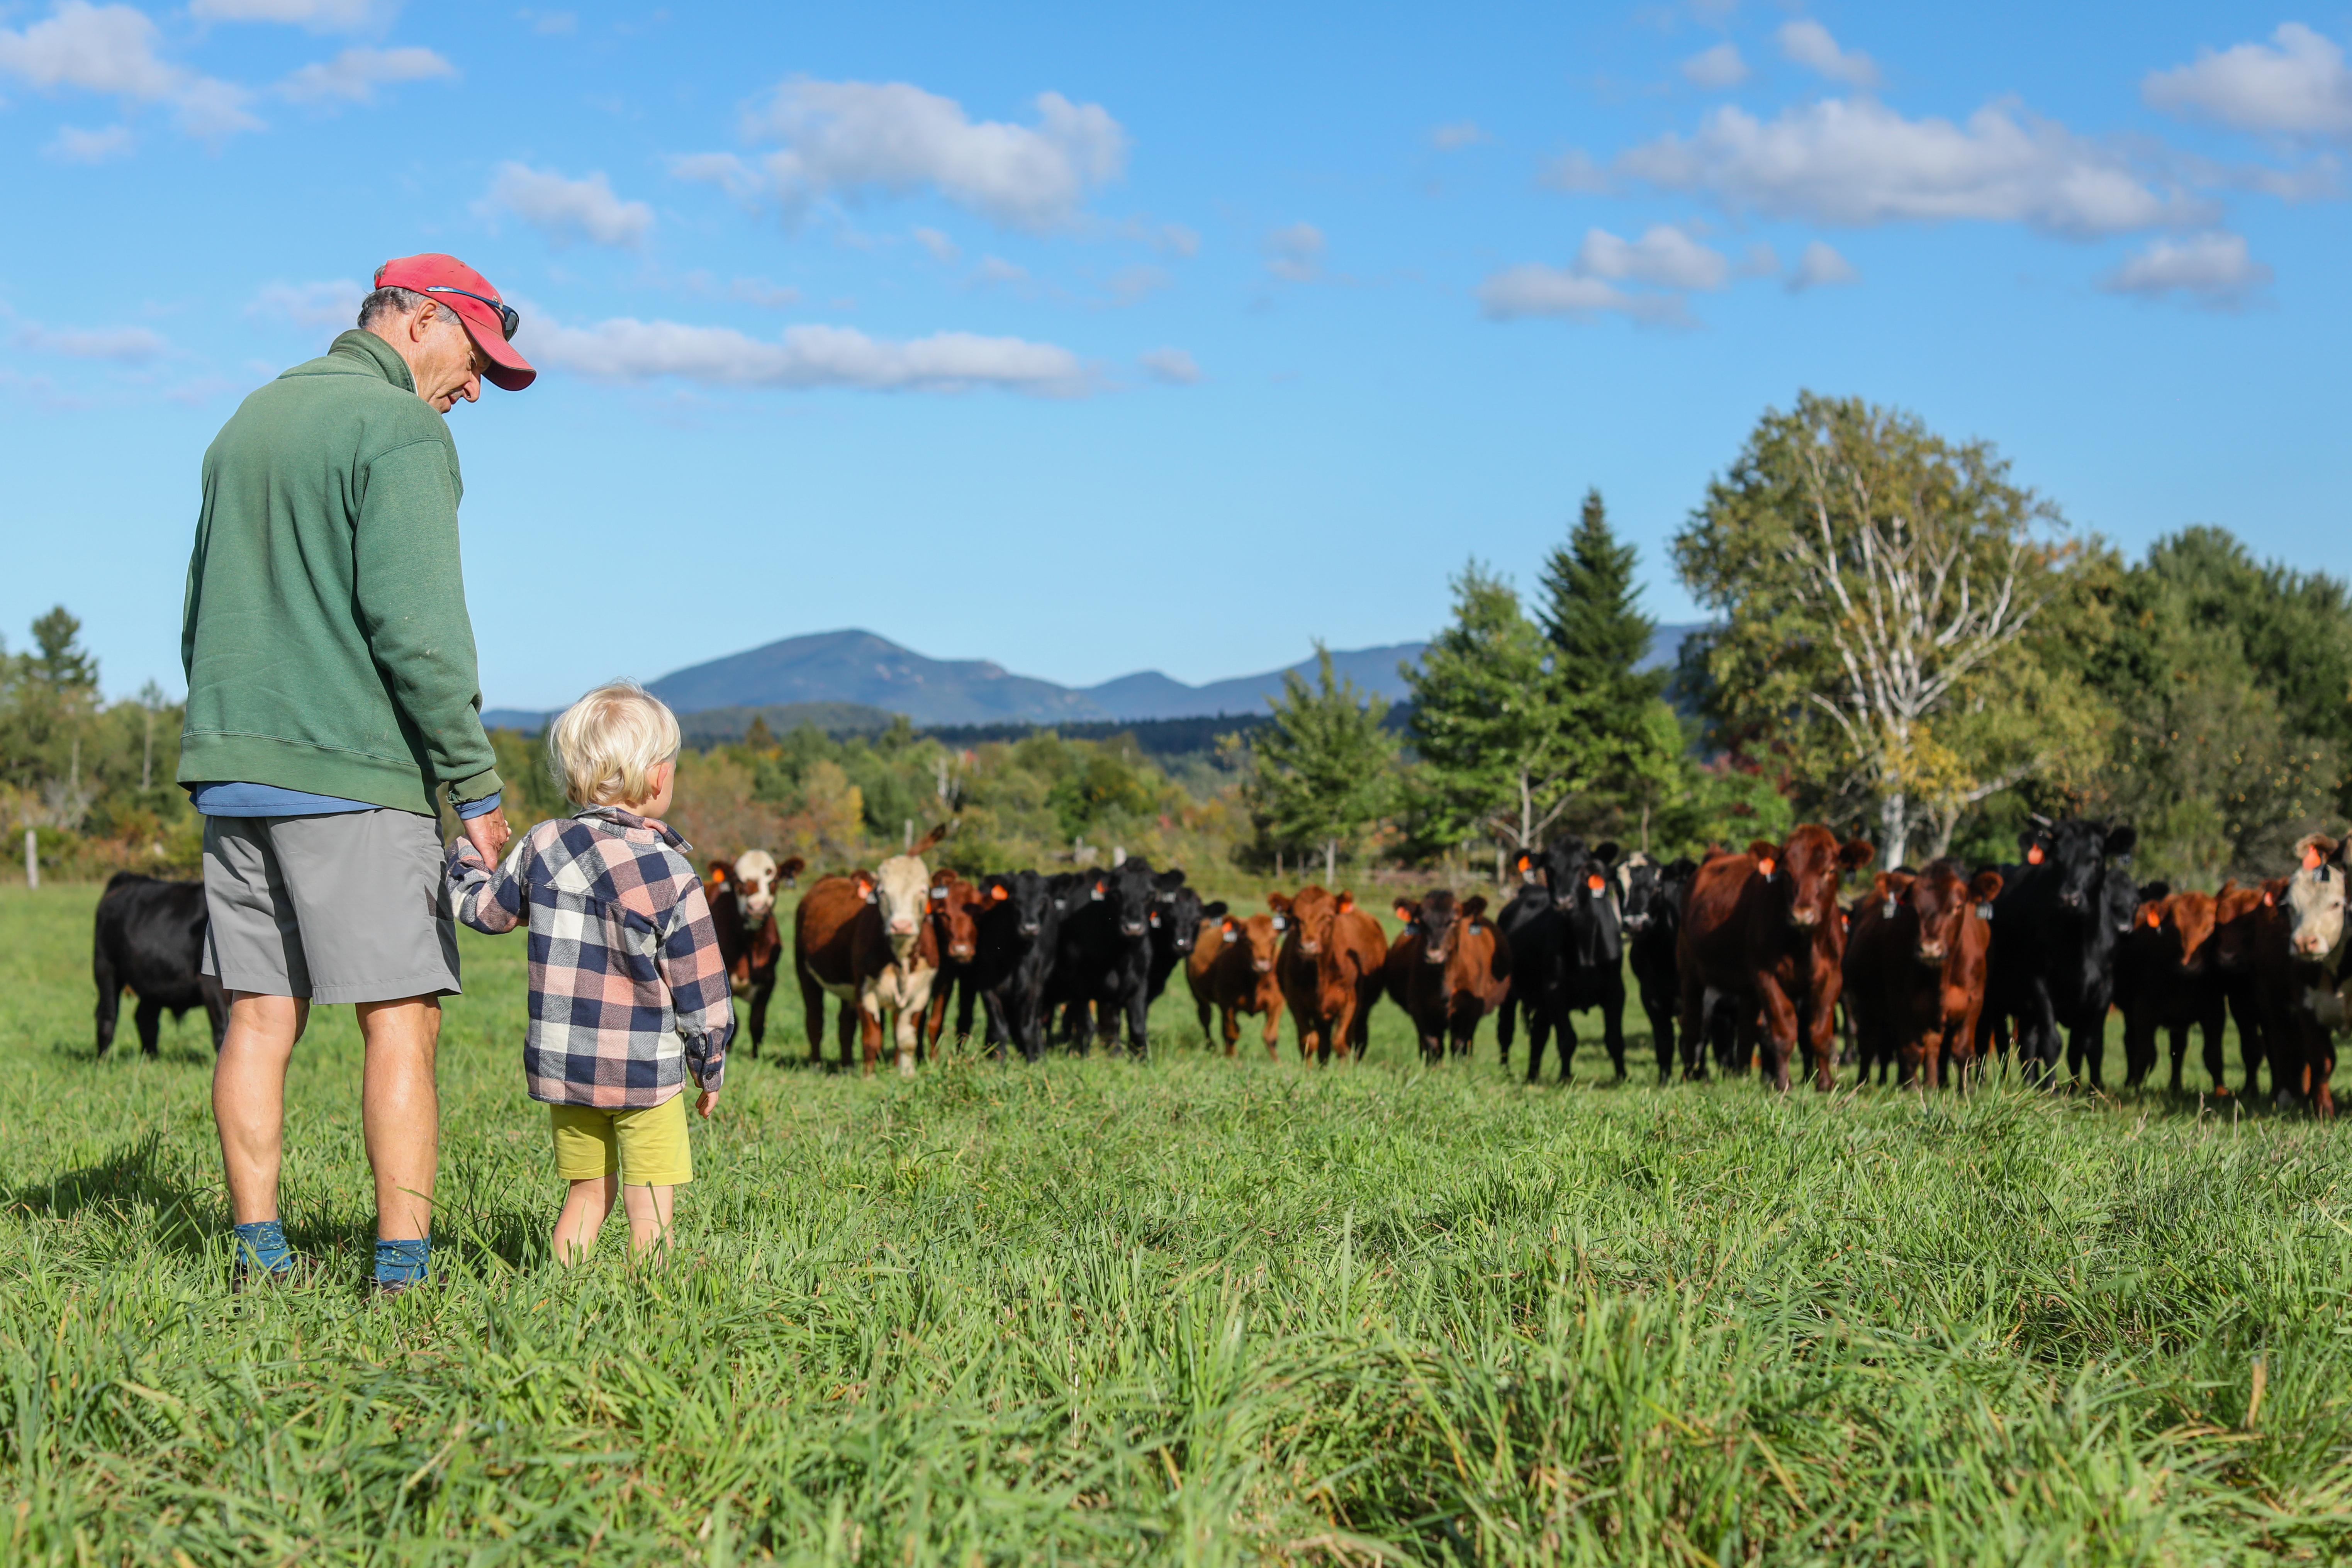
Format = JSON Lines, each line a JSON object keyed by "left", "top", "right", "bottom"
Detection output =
{"left": 695, "top": 1089, "right": 719, "bottom": 1119}
{"left": 463, "top": 805, "right": 512, "bottom": 864}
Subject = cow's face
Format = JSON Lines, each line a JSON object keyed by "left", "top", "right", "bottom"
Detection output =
{"left": 929, "top": 871, "right": 981, "bottom": 961}
{"left": 2043, "top": 819, "right": 2134, "bottom": 913}
{"left": 985, "top": 870, "right": 1056, "bottom": 940}
{"left": 729, "top": 850, "right": 782, "bottom": 921}
{"left": 2288, "top": 835, "right": 2347, "bottom": 959}
{"left": 1284, "top": 886, "right": 1342, "bottom": 957}
{"left": 1410, "top": 890, "right": 1461, "bottom": 966}
{"left": 2101, "top": 866, "right": 2146, "bottom": 938}
{"left": 1222, "top": 912, "right": 1281, "bottom": 974}
{"left": 1154, "top": 880, "right": 1204, "bottom": 955}
{"left": 873, "top": 852, "right": 932, "bottom": 952}
{"left": 1563, "top": 848, "right": 1624, "bottom": 964}
{"left": 1617, "top": 854, "right": 1662, "bottom": 932}
{"left": 1768, "top": 826, "right": 1872, "bottom": 932}
{"left": 1089, "top": 861, "right": 1157, "bottom": 943}
{"left": 1907, "top": 862, "right": 2001, "bottom": 966}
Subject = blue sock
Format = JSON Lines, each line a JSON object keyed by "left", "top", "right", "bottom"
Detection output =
{"left": 233, "top": 1219, "right": 292, "bottom": 1274}
{"left": 375, "top": 1237, "right": 431, "bottom": 1287}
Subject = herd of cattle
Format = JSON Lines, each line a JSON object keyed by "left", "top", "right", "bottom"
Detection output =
{"left": 83, "top": 812, "right": 2352, "bottom": 1112}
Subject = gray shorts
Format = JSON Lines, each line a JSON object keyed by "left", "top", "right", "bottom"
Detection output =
{"left": 201, "top": 811, "right": 462, "bottom": 1004}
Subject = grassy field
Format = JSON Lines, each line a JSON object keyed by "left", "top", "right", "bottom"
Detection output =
{"left": 4, "top": 879, "right": 2351, "bottom": 1565}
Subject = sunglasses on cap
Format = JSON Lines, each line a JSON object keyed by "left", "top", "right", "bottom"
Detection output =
{"left": 423, "top": 285, "right": 520, "bottom": 342}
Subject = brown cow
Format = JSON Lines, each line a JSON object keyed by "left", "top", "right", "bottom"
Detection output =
{"left": 2208, "top": 881, "right": 2274, "bottom": 1097}
{"left": 792, "top": 821, "right": 952, "bottom": 1076}
{"left": 2118, "top": 889, "right": 2228, "bottom": 1093}
{"left": 1850, "top": 859, "right": 2002, "bottom": 1089}
{"left": 922, "top": 868, "right": 985, "bottom": 1059}
{"left": 1677, "top": 826, "right": 1874, "bottom": 1091}
{"left": 704, "top": 851, "right": 805, "bottom": 1058}
{"left": 1385, "top": 891, "right": 1511, "bottom": 1064}
{"left": 1269, "top": 885, "right": 1388, "bottom": 1065}
{"left": 1186, "top": 911, "right": 1285, "bottom": 1056}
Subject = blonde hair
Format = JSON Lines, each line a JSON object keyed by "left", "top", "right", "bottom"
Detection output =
{"left": 547, "top": 680, "right": 681, "bottom": 807}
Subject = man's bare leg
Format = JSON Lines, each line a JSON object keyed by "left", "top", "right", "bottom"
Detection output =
{"left": 214, "top": 992, "right": 310, "bottom": 1224}
{"left": 358, "top": 997, "right": 441, "bottom": 1242}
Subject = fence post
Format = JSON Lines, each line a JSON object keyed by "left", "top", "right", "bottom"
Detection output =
{"left": 23, "top": 827, "right": 36, "bottom": 890}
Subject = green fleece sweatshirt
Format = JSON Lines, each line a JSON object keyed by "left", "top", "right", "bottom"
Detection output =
{"left": 178, "top": 330, "right": 501, "bottom": 816}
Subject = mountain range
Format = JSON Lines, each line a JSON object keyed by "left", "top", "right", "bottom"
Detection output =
{"left": 482, "top": 624, "right": 1701, "bottom": 733}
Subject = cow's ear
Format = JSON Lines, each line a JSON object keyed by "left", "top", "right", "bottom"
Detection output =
{"left": 1337, "top": 891, "right": 1354, "bottom": 912}
{"left": 707, "top": 860, "right": 731, "bottom": 884}
{"left": 1156, "top": 869, "right": 1187, "bottom": 892}
{"left": 1267, "top": 892, "right": 1291, "bottom": 914}
{"left": 1838, "top": 839, "right": 1876, "bottom": 871}
{"left": 2103, "top": 824, "right": 2138, "bottom": 859}
{"left": 1747, "top": 840, "right": 1778, "bottom": 877}
{"left": 2140, "top": 880, "right": 2171, "bottom": 903}
{"left": 990, "top": 883, "right": 1010, "bottom": 902}
{"left": 855, "top": 872, "right": 875, "bottom": 902}
{"left": 1393, "top": 899, "right": 1416, "bottom": 923}
{"left": 1593, "top": 840, "right": 1620, "bottom": 867}
{"left": 1201, "top": 901, "right": 1229, "bottom": 922}
{"left": 1969, "top": 869, "right": 2005, "bottom": 903}
{"left": 1462, "top": 895, "right": 1488, "bottom": 921}
{"left": 931, "top": 865, "right": 955, "bottom": 887}
{"left": 778, "top": 856, "right": 806, "bottom": 885}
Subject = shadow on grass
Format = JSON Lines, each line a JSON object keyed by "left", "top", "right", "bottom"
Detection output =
{"left": 4, "top": 1129, "right": 212, "bottom": 1257}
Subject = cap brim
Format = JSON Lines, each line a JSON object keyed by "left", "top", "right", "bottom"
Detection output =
{"left": 448, "top": 297, "right": 537, "bottom": 391}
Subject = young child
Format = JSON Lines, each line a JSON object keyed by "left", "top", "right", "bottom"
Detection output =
{"left": 447, "top": 681, "right": 732, "bottom": 1265}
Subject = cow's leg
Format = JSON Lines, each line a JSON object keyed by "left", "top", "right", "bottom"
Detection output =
{"left": 1553, "top": 1002, "right": 1583, "bottom": 1084}
{"left": 1329, "top": 991, "right": 1357, "bottom": 1066}
{"left": 1220, "top": 1004, "right": 1240, "bottom": 1056}
{"left": 2200, "top": 1003, "right": 2230, "bottom": 1096}
{"left": 1196, "top": 995, "right": 1214, "bottom": 1042}
{"left": 748, "top": 979, "right": 772, "bottom": 1060}
{"left": 1756, "top": 978, "right": 1799, "bottom": 1092}
{"left": 1496, "top": 994, "right": 1517, "bottom": 1066}
{"left": 800, "top": 964, "right": 828, "bottom": 1066}
{"left": 1260, "top": 1004, "right": 1281, "bottom": 1058}
{"left": 923, "top": 984, "right": 950, "bottom": 1061}
{"left": 134, "top": 997, "right": 164, "bottom": 1058}
{"left": 93, "top": 956, "right": 120, "bottom": 1058}
{"left": 895, "top": 1003, "right": 920, "bottom": 1079}
{"left": 835, "top": 999, "right": 858, "bottom": 1070}
{"left": 2230, "top": 989, "right": 2264, "bottom": 1098}
{"left": 955, "top": 971, "right": 978, "bottom": 1047}
{"left": 2166, "top": 1022, "right": 2189, "bottom": 1093}
{"left": 1125, "top": 987, "right": 1149, "bottom": 1061}
{"left": 1523, "top": 1001, "right": 1551, "bottom": 1084}
{"left": 858, "top": 988, "right": 887, "bottom": 1077}
{"left": 1600, "top": 990, "right": 1628, "bottom": 1081}
{"left": 979, "top": 990, "right": 1008, "bottom": 1059}
{"left": 1646, "top": 995, "right": 1676, "bottom": 1084}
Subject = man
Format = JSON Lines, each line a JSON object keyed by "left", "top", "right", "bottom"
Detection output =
{"left": 179, "top": 254, "right": 535, "bottom": 1294}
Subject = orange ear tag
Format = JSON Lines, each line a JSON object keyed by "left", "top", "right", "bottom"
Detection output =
{"left": 2146, "top": 911, "right": 2162, "bottom": 928}
{"left": 2304, "top": 846, "right": 2327, "bottom": 871}
{"left": 1756, "top": 858, "right": 1776, "bottom": 879}
{"left": 990, "top": 884, "right": 1009, "bottom": 902}
{"left": 1587, "top": 875, "right": 1605, "bottom": 893}
{"left": 2027, "top": 845, "right": 2045, "bottom": 865}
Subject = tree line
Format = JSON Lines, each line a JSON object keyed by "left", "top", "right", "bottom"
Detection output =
{"left": 8, "top": 391, "right": 2345, "bottom": 888}
{"left": 1244, "top": 392, "right": 2350, "bottom": 887}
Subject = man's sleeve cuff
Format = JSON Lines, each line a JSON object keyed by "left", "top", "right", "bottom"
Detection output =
{"left": 453, "top": 789, "right": 504, "bottom": 821}
{"left": 447, "top": 766, "right": 504, "bottom": 810}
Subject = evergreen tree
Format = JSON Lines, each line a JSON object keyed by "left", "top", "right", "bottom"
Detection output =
{"left": 1404, "top": 563, "right": 1577, "bottom": 855}
{"left": 1253, "top": 645, "right": 1398, "bottom": 881}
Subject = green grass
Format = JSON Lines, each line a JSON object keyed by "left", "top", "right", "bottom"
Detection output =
{"left": 3, "top": 880, "right": 2350, "bottom": 1565}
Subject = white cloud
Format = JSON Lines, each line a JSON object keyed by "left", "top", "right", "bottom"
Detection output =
{"left": 1264, "top": 221, "right": 1326, "bottom": 282}
{"left": 1139, "top": 347, "right": 1199, "bottom": 384}
{"left": 528, "top": 317, "right": 1095, "bottom": 397}
{"left": 972, "top": 256, "right": 1029, "bottom": 287}
{"left": 2143, "top": 23, "right": 2352, "bottom": 139}
{"left": 1616, "top": 98, "right": 2196, "bottom": 236}
{"left": 1788, "top": 239, "right": 1860, "bottom": 290}
{"left": 911, "top": 226, "right": 959, "bottom": 261}
{"left": 43, "top": 122, "right": 132, "bottom": 161}
{"left": 1476, "top": 265, "right": 1688, "bottom": 326}
{"left": 1736, "top": 240, "right": 1779, "bottom": 277}
{"left": 0, "top": 1, "right": 260, "bottom": 137}
{"left": 249, "top": 278, "right": 364, "bottom": 330}
{"left": 1105, "top": 264, "right": 1170, "bottom": 304}
{"left": 1538, "top": 148, "right": 1609, "bottom": 193}
{"left": 2099, "top": 231, "right": 2272, "bottom": 304}
{"left": 1777, "top": 19, "right": 1879, "bottom": 89}
{"left": 190, "top": 0, "right": 399, "bottom": 32}
{"left": 17, "top": 321, "right": 166, "bottom": 362}
{"left": 1575, "top": 224, "right": 1728, "bottom": 290}
{"left": 1143, "top": 221, "right": 1199, "bottom": 256}
{"left": 1681, "top": 42, "right": 1748, "bottom": 90}
{"left": 519, "top": 8, "right": 576, "bottom": 35}
{"left": 278, "top": 45, "right": 454, "bottom": 104}
{"left": 668, "top": 151, "right": 760, "bottom": 199}
{"left": 1430, "top": 120, "right": 1488, "bottom": 149}
{"left": 481, "top": 162, "right": 652, "bottom": 247}
{"left": 720, "top": 78, "right": 1128, "bottom": 231}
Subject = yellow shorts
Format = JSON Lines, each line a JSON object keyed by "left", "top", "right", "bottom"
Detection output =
{"left": 549, "top": 1094, "right": 694, "bottom": 1186}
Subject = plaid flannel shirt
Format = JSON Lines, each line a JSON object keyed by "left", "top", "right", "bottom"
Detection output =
{"left": 447, "top": 806, "right": 734, "bottom": 1108}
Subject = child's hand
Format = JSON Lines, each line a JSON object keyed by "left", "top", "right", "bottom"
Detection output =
{"left": 696, "top": 1089, "right": 719, "bottom": 1119}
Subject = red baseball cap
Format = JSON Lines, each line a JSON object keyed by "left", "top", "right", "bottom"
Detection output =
{"left": 372, "top": 253, "right": 536, "bottom": 391}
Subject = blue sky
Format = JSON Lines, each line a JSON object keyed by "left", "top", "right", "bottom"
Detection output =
{"left": 3, "top": 0, "right": 2348, "bottom": 708}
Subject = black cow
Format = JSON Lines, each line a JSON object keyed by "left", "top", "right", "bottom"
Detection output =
{"left": 1050, "top": 859, "right": 1185, "bottom": 1057}
{"left": 1147, "top": 882, "right": 1210, "bottom": 1005}
{"left": 1979, "top": 818, "right": 2138, "bottom": 1086}
{"left": 1494, "top": 839, "right": 1578, "bottom": 1072}
{"left": 1528, "top": 840, "right": 1628, "bottom": 1083}
{"left": 93, "top": 872, "right": 226, "bottom": 1057}
{"left": 1621, "top": 854, "right": 1697, "bottom": 1082}
{"left": 974, "top": 870, "right": 1065, "bottom": 1062}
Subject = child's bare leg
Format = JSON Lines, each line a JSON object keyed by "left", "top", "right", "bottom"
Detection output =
{"left": 553, "top": 1175, "right": 618, "bottom": 1266}
{"left": 621, "top": 1182, "right": 676, "bottom": 1261}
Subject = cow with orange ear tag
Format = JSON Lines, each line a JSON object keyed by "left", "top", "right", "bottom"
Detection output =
{"left": 1186, "top": 902, "right": 1282, "bottom": 1056}
{"left": 1273, "top": 884, "right": 1389, "bottom": 1065}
